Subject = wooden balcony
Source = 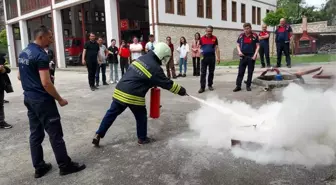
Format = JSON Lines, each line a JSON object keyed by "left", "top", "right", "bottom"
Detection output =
{"left": 20, "top": 0, "right": 51, "bottom": 15}
{"left": 5, "top": 0, "right": 18, "bottom": 19}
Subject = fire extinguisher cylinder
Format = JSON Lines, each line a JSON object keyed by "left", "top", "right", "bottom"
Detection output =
{"left": 150, "top": 87, "right": 161, "bottom": 119}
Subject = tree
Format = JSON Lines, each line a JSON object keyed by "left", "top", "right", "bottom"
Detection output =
{"left": 277, "top": 0, "right": 333, "bottom": 24}
{"left": 277, "top": 0, "right": 303, "bottom": 24}
{"left": 0, "top": 30, "right": 7, "bottom": 46}
{"left": 263, "top": 8, "right": 287, "bottom": 56}
{"left": 0, "top": 30, "right": 8, "bottom": 54}
{"left": 322, "top": 0, "right": 336, "bottom": 24}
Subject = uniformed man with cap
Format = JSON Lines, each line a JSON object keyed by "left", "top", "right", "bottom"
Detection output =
{"left": 92, "top": 42, "right": 187, "bottom": 147}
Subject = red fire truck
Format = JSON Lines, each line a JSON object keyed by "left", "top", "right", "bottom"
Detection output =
{"left": 64, "top": 37, "right": 84, "bottom": 65}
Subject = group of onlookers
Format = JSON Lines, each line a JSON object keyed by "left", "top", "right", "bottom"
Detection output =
{"left": 83, "top": 31, "right": 210, "bottom": 91}
{"left": 82, "top": 33, "right": 159, "bottom": 91}
{"left": 81, "top": 25, "right": 220, "bottom": 93}
{"left": 164, "top": 33, "right": 202, "bottom": 78}
{"left": 82, "top": 17, "right": 293, "bottom": 93}
{"left": 233, "top": 18, "right": 293, "bottom": 92}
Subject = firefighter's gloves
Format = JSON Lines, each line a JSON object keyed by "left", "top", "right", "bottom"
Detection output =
{"left": 178, "top": 86, "right": 187, "bottom": 96}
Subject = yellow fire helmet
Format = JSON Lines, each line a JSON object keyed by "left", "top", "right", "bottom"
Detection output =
{"left": 153, "top": 42, "right": 172, "bottom": 65}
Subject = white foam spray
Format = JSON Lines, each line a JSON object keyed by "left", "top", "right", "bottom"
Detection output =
{"left": 180, "top": 83, "right": 336, "bottom": 168}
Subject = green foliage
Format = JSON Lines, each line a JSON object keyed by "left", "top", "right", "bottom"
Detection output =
{"left": 0, "top": 30, "right": 8, "bottom": 54}
{"left": 276, "top": 0, "right": 334, "bottom": 24}
{"left": 0, "top": 29, "right": 7, "bottom": 46}
{"left": 263, "top": 8, "right": 287, "bottom": 27}
{"left": 277, "top": 0, "right": 302, "bottom": 24}
{"left": 322, "top": 0, "right": 336, "bottom": 24}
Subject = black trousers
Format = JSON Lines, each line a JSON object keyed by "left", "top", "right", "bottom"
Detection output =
{"left": 259, "top": 44, "right": 270, "bottom": 66}
{"left": 0, "top": 90, "right": 4, "bottom": 122}
{"left": 24, "top": 97, "right": 71, "bottom": 170}
{"left": 192, "top": 57, "right": 200, "bottom": 76}
{"left": 200, "top": 55, "right": 216, "bottom": 89}
{"left": 236, "top": 55, "right": 256, "bottom": 87}
{"left": 276, "top": 42, "right": 291, "bottom": 66}
{"left": 120, "top": 57, "right": 129, "bottom": 76}
{"left": 87, "top": 61, "right": 98, "bottom": 87}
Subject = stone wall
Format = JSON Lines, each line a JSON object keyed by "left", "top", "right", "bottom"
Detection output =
{"left": 157, "top": 24, "right": 277, "bottom": 61}
{"left": 291, "top": 21, "right": 336, "bottom": 34}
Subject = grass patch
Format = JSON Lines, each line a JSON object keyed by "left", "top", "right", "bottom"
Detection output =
{"left": 218, "top": 54, "right": 336, "bottom": 66}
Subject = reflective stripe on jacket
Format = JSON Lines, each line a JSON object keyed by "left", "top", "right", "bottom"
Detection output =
{"left": 112, "top": 51, "right": 183, "bottom": 106}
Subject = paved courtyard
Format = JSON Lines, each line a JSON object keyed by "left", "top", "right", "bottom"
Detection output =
{"left": 1, "top": 63, "right": 336, "bottom": 185}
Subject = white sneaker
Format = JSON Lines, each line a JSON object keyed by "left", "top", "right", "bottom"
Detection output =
{"left": 109, "top": 80, "right": 113, "bottom": 84}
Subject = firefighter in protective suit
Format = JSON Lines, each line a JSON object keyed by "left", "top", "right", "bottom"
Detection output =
{"left": 92, "top": 42, "right": 187, "bottom": 147}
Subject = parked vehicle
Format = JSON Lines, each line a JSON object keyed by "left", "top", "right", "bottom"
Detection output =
{"left": 64, "top": 37, "right": 84, "bottom": 65}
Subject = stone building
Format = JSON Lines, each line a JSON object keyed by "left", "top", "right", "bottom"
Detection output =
{"left": 3, "top": 0, "right": 276, "bottom": 68}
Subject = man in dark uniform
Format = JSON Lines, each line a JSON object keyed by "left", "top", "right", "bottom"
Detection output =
{"left": 233, "top": 23, "right": 260, "bottom": 92}
{"left": 82, "top": 32, "right": 102, "bottom": 91}
{"left": 18, "top": 25, "right": 85, "bottom": 178}
{"left": 275, "top": 18, "right": 293, "bottom": 68}
{"left": 259, "top": 24, "right": 271, "bottom": 68}
{"left": 92, "top": 42, "right": 187, "bottom": 147}
{"left": 198, "top": 25, "right": 220, "bottom": 94}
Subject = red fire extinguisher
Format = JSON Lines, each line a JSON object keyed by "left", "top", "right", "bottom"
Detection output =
{"left": 150, "top": 87, "right": 161, "bottom": 119}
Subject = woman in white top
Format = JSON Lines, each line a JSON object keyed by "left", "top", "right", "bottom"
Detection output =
{"left": 176, "top": 37, "right": 189, "bottom": 77}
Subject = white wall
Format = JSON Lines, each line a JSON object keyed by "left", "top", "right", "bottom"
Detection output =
{"left": 158, "top": 0, "right": 276, "bottom": 31}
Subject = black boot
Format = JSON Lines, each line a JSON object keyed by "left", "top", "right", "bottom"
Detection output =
{"left": 198, "top": 88, "right": 205, "bottom": 93}
{"left": 246, "top": 86, "right": 252, "bottom": 91}
{"left": 59, "top": 162, "right": 86, "bottom": 176}
{"left": 138, "top": 137, "right": 155, "bottom": 145}
{"left": 233, "top": 86, "right": 242, "bottom": 92}
{"left": 92, "top": 134, "right": 101, "bottom": 147}
{"left": 35, "top": 163, "right": 52, "bottom": 178}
